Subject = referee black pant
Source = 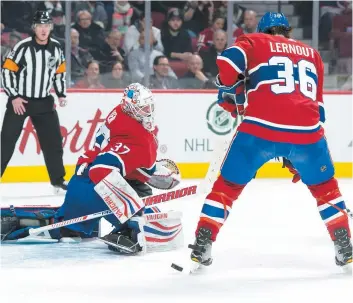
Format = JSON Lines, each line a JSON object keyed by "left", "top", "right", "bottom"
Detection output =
{"left": 1, "top": 95, "right": 66, "bottom": 185}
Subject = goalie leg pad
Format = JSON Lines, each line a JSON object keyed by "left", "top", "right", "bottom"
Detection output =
{"left": 144, "top": 210, "right": 184, "bottom": 253}
{"left": 100, "top": 209, "right": 183, "bottom": 254}
{"left": 94, "top": 168, "right": 145, "bottom": 224}
{"left": 1, "top": 206, "right": 57, "bottom": 241}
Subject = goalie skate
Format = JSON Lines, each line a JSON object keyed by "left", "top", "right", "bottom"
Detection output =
{"left": 188, "top": 227, "right": 213, "bottom": 272}
{"left": 99, "top": 230, "right": 142, "bottom": 255}
{"left": 333, "top": 227, "right": 352, "bottom": 273}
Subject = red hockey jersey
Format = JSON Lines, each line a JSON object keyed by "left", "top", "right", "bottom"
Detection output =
{"left": 77, "top": 105, "right": 158, "bottom": 184}
{"left": 197, "top": 28, "right": 214, "bottom": 51}
{"left": 216, "top": 33, "right": 325, "bottom": 144}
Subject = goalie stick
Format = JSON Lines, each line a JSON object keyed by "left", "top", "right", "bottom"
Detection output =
{"left": 27, "top": 210, "right": 183, "bottom": 237}
{"left": 26, "top": 185, "right": 198, "bottom": 237}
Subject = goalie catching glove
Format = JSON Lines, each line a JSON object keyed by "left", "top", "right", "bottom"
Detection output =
{"left": 147, "top": 159, "right": 181, "bottom": 190}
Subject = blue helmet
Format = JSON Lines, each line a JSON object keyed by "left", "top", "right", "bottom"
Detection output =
{"left": 257, "top": 12, "right": 290, "bottom": 33}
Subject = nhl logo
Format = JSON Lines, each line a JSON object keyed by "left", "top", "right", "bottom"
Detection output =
{"left": 47, "top": 56, "right": 56, "bottom": 69}
{"left": 206, "top": 101, "right": 241, "bottom": 135}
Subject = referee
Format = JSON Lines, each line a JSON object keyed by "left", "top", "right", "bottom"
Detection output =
{"left": 1, "top": 11, "right": 67, "bottom": 192}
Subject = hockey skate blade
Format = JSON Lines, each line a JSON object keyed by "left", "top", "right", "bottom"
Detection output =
{"left": 189, "top": 259, "right": 201, "bottom": 274}
{"left": 341, "top": 263, "right": 352, "bottom": 275}
{"left": 170, "top": 261, "right": 201, "bottom": 275}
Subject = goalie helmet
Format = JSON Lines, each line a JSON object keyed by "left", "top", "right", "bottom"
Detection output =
{"left": 121, "top": 83, "right": 155, "bottom": 132}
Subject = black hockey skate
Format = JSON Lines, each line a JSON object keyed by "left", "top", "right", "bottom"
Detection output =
{"left": 52, "top": 180, "right": 68, "bottom": 194}
{"left": 99, "top": 229, "right": 142, "bottom": 255}
{"left": 333, "top": 228, "right": 352, "bottom": 271}
{"left": 188, "top": 227, "right": 213, "bottom": 267}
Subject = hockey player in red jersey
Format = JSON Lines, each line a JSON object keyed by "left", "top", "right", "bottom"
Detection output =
{"left": 1, "top": 83, "right": 182, "bottom": 254}
{"left": 189, "top": 12, "right": 352, "bottom": 272}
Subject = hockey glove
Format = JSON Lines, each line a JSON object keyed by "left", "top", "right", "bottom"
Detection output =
{"left": 218, "top": 93, "right": 245, "bottom": 119}
{"left": 147, "top": 159, "right": 181, "bottom": 190}
{"left": 282, "top": 158, "right": 301, "bottom": 183}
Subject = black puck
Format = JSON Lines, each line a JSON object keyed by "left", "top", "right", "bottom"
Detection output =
{"left": 171, "top": 263, "right": 183, "bottom": 272}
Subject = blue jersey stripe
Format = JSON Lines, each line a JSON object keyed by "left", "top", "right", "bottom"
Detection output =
{"left": 319, "top": 104, "right": 325, "bottom": 123}
{"left": 91, "top": 153, "right": 124, "bottom": 173}
{"left": 139, "top": 165, "right": 156, "bottom": 177}
{"left": 248, "top": 64, "right": 318, "bottom": 92}
{"left": 319, "top": 201, "right": 346, "bottom": 220}
{"left": 220, "top": 47, "right": 246, "bottom": 72}
{"left": 95, "top": 134, "right": 105, "bottom": 149}
{"left": 201, "top": 204, "right": 229, "bottom": 220}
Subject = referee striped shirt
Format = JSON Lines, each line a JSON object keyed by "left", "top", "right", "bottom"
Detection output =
{"left": 2, "top": 36, "right": 66, "bottom": 100}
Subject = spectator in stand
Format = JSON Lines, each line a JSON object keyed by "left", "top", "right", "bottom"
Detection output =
{"left": 183, "top": 1, "right": 214, "bottom": 37}
{"left": 74, "top": 1, "right": 108, "bottom": 29}
{"left": 179, "top": 54, "right": 214, "bottom": 88}
{"left": 147, "top": 56, "right": 179, "bottom": 89}
{"left": 330, "top": 2, "right": 352, "bottom": 74}
{"left": 199, "top": 29, "right": 227, "bottom": 78}
{"left": 111, "top": 0, "right": 133, "bottom": 34}
{"left": 197, "top": 12, "right": 225, "bottom": 51}
{"left": 319, "top": 1, "right": 348, "bottom": 49}
{"left": 101, "top": 61, "right": 131, "bottom": 88}
{"left": 161, "top": 9, "right": 193, "bottom": 62}
{"left": 215, "top": 1, "right": 246, "bottom": 28}
{"left": 1, "top": 1, "right": 36, "bottom": 34}
{"left": 233, "top": 10, "right": 257, "bottom": 42}
{"left": 71, "top": 29, "right": 94, "bottom": 84}
{"left": 92, "top": 30, "right": 126, "bottom": 74}
{"left": 72, "top": 10, "right": 105, "bottom": 54}
{"left": 128, "top": 31, "right": 176, "bottom": 82}
{"left": 74, "top": 60, "right": 105, "bottom": 89}
{"left": 38, "top": 1, "right": 65, "bottom": 14}
{"left": 51, "top": 9, "right": 66, "bottom": 46}
{"left": 1, "top": 31, "right": 22, "bottom": 65}
{"left": 123, "top": 12, "right": 164, "bottom": 54}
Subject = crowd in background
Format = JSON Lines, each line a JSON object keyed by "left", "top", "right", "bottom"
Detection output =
{"left": 1, "top": 0, "right": 352, "bottom": 90}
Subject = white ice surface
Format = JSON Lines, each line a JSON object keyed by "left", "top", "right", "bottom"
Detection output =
{"left": 1, "top": 179, "right": 352, "bottom": 303}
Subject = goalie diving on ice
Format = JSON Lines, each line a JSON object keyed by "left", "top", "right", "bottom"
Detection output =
{"left": 1, "top": 83, "right": 183, "bottom": 255}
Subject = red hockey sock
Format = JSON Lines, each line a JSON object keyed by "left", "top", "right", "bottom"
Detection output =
{"left": 308, "top": 178, "right": 351, "bottom": 241}
{"left": 196, "top": 176, "right": 245, "bottom": 241}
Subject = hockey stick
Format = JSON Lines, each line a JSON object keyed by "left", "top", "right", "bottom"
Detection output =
{"left": 27, "top": 185, "right": 197, "bottom": 236}
{"left": 197, "top": 115, "right": 244, "bottom": 194}
{"left": 28, "top": 210, "right": 183, "bottom": 237}
{"left": 172, "top": 114, "right": 244, "bottom": 274}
